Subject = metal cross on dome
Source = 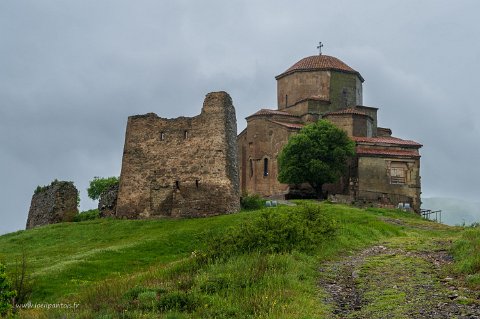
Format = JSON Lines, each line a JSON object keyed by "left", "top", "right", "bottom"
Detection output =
{"left": 317, "top": 42, "right": 324, "bottom": 55}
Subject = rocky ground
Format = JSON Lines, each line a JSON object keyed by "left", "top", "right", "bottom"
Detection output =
{"left": 318, "top": 219, "right": 480, "bottom": 319}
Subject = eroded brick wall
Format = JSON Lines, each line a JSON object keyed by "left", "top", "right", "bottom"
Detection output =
{"left": 116, "top": 91, "right": 240, "bottom": 218}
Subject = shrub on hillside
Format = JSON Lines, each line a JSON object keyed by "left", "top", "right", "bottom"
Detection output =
{"left": 157, "top": 291, "right": 199, "bottom": 312}
{"left": 74, "top": 209, "right": 100, "bottom": 222}
{"left": 11, "top": 248, "right": 34, "bottom": 307}
{"left": 138, "top": 290, "right": 157, "bottom": 310}
{"left": 204, "top": 204, "right": 336, "bottom": 261}
{"left": 0, "top": 263, "right": 16, "bottom": 317}
{"left": 240, "top": 193, "right": 265, "bottom": 210}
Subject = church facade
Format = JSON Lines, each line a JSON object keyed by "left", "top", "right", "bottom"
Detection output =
{"left": 237, "top": 54, "right": 422, "bottom": 212}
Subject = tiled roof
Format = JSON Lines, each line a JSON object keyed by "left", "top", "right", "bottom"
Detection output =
{"left": 246, "top": 108, "right": 299, "bottom": 119}
{"left": 356, "top": 147, "right": 420, "bottom": 158}
{"left": 270, "top": 120, "right": 304, "bottom": 130}
{"left": 276, "top": 55, "right": 364, "bottom": 81}
{"left": 352, "top": 136, "right": 422, "bottom": 147}
{"left": 324, "top": 108, "right": 369, "bottom": 117}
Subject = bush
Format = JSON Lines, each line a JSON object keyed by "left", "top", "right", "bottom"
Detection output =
{"left": 205, "top": 204, "right": 336, "bottom": 260}
{"left": 138, "top": 290, "right": 157, "bottom": 310}
{"left": 122, "top": 286, "right": 149, "bottom": 301}
{"left": 74, "top": 209, "right": 100, "bottom": 222}
{"left": 157, "top": 291, "right": 199, "bottom": 312}
{"left": 11, "top": 247, "right": 34, "bottom": 307}
{"left": 0, "top": 263, "right": 16, "bottom": 317}
{"left": 240, "top": 193, "right": 265, "bottom": 210}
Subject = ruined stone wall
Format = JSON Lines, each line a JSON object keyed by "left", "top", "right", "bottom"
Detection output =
{"left": 116, "top": 91, "right": 240, "bottom": 218}
{"left": 26, "top": 181, "right": 78, "bottom": 229}
{"left": 98, "top": 184, "right": 119, "bottom": 218}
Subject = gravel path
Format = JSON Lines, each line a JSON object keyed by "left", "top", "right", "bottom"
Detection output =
{"left": 318, "top": 244, "right": 480, "bottom": 318}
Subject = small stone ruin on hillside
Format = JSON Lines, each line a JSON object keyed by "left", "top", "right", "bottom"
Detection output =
{"left": 26, "top": 180, "right": 78, "bottom": 229}
{"left": 98, "top": 184, "right": 119, "bottom": 218}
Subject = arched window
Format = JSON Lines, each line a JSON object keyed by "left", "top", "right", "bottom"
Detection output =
{"left": 184, "top": 130, "right": 188, "bottom": 139}
{"left": 160, "top": 132, "right": 165, "bottom": 141}
{"left": 263, "top": 158, "right": 269, "bottom": 177}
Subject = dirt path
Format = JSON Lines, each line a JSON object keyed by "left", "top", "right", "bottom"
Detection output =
{"left": 318, "top": 242, "right": 480, "bottom": 318}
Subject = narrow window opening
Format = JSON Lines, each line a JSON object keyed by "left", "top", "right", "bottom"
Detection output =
{"left": 249, "top": 159, "right": 253, "bottom": 178}
{"left": 263, "top": 158, "right": 269, "bottom": 177}
{"left": 175, "top": 181, "right": 180, "bottom": 189}
{"left": 160, "top": 132, "right": 165, "bottom": 140}
{"left": 195, "top": 179, "right": 199, "bottom": 188}
{"left": 342, "top": 89, "right": 348, "bottom": 107}
{"left": 285, "top": 94, "right": 288, "bottom": 108}
{"left": 184, "top": 130, "right": 188, "bottom": 139}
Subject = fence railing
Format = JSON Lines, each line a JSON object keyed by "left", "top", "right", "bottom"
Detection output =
{"left": 421, "top": 209, "right": 442, "bottom": 223}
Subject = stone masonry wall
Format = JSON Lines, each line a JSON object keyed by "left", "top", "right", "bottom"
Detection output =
{"left": 26, "top": 181, "right": 78, "bottom": 229}
{"left": 116, "top": 91, "right": 240, "bottom": 218}
{"left": 329, "top": 72, "right": 363, "bottom": 110}
{"left": 357, "top": 156, "right": 421, "bottom": 212}
{"left": 238, "top": 118, "right": 296, "bottom": 197}
{"left": 98, "top": 184, "right": 119, "bottom": 218}
{"left": 277, "top": 70, "right": 330, "bottom": 109}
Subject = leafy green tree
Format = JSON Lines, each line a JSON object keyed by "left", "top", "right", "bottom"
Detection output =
{"left": 0, "top": 262, "right": 16, "bottom": 316}
{"left": 278, "top": 120, "right": 355, "bottom": 198}
{"left": 87, "top": 176, "right": 119, "bottom": 200}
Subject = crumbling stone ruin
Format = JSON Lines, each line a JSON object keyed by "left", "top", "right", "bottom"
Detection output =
{"left": 116, "top": 91, "right": 240, "bottom": 218}
{"left": 26, "top": 180, "right": 78, "bottom": 229}
{"left": 98, "top": 184, "right": 119, "bottom": 218}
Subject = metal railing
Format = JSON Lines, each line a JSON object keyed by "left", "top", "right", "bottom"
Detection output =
{"left": 421, "top": 209, "right": 442, "bottom": 223}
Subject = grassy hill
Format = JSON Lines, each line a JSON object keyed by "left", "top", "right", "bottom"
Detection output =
{"left": 0, "top": 202, "right": 479, "bottom": 318}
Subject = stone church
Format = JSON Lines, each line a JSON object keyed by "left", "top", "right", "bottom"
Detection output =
{"left": 237, "top": 54, "right": 422, "bottom": 212}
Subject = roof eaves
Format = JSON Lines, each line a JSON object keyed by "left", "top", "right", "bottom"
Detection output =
{"left": 275, "top": 68, "right": 364, "bottom": 82}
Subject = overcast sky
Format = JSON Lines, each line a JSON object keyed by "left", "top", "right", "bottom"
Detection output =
{"left": 1, "top": 0, "right": 479, "bottom": 234}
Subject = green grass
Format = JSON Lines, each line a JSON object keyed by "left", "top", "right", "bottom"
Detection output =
{"left": 452, "top": 227, "right": 480, "bottom": 287}
{"left": 0, "top": 213, "right": 250, "bottom": 302}
{"left": 0, "top": 201, "right": 472, "bottom": 318}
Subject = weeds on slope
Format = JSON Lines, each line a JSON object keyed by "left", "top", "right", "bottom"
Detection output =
{"left": 17, "top": 202, "right": 412, "bottom": 318}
